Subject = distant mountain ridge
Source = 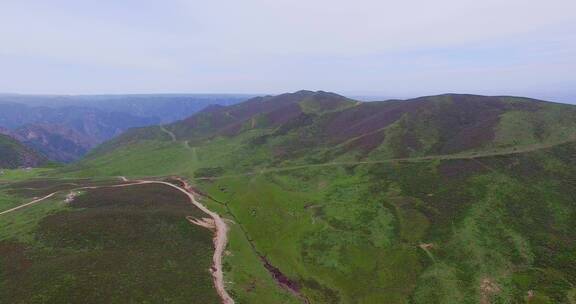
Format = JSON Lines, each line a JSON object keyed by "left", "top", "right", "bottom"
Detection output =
{"left": 0, "top": 124, "right": 93, "bottom": 163}
{"left": 0, "top": 94, "right": 253, "bottom": 123}
{"left": 0, "top": 94, "right": 251, "bottom": 162}
{"left": 0, "top": 103, "right": 157, "bottom": 162}
{"left": 0, "top": 133, "right": 46, "bottom": 168}
{"left": 95, "top": 91, "right": 576, "bottom": 166}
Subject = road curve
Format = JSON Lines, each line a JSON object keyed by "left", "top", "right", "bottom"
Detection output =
{"left": 160, "top": 125, "right": 177, "bottom": 142}
{"left": 0, "top": 192, "right": 57, "bottom": 216}
{"left": 154, "top": 179, "right": 234, "bottom": 304}
{"left": 124, "top": 178, "right": 235, "bottom": 304}
{"left": 0, "top": 177, "right": 234, "bottom": 304}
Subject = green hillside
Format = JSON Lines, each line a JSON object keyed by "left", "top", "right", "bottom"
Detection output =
{"left": 195, "top": 141, "right": 576, "bottom": 303}
{"left": 2, "top": 91, "right": 576, "bottom": 303}
{"left": 0, "top": 134, "right": 47, "bottom": 169}
{"left": 74, "top": 92, "right": 576, "bottom": 178}
{"left": 0, "top": 181, "right": 221, "bottom": 303}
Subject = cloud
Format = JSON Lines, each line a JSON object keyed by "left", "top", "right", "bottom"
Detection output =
{"left": 0, "top": 0, "right": 574, "bottom": 98}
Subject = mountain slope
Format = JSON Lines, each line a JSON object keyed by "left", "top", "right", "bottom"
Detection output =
{"left": 5, "top": 124, "right": 92, "bottom": 163}
{"left": 87, "top": 91, "right": 576, "bottom": 174}
{"left": 0, "top": 94, "right": 252, "bottom": 123}
{"left": 0, "top": 94, "right": 253, "bottom": 162}
{"left": 193, "top": 140, "right": 576, "bottom": 304}
{"left": 0, "top": 103, "right": 159, "bottom": 162}
{"left": 7, "top": 91, "right": 576, "bottom": 303}
{"left": 171, "top": 90, "right": 356, "bottom": 140}
{"left": 0, "top": 134, "right": 46, "bottom": 169}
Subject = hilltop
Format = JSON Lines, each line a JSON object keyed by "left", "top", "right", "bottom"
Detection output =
{"left": 83, "top": 91, "right": 576, "bottom": 176}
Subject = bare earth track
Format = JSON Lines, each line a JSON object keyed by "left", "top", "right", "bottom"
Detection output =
{"left": 0, "top": 176, "right": 234, "bottom": 304}
{"left": 160, "top": 125, "right": 177, "bottom": 142}
{"left": 0, "top": 192, "right": 57, "bottom": 216}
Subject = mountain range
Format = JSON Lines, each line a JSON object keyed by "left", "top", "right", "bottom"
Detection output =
{"left": 0, "top": 133, "right": 46, "bottom": 169}
{"left": 1, "top": 90, "right": 576, "bottom": 304}
{"left": 90, "top": 90, "right": 576, "bottom": 172}
{"left": 0, "top": 94, "right": 250, "bottom": 162}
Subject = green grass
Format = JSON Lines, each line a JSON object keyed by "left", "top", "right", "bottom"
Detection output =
{"left": 0, "top": 192, "right": 68, "bottom": 243}
{"left": 46, "top": 138, "right": 576, "bottom": 303}
{"left": 0, "top": 168, "right": 54, "bottom": 182}
{"left": 63, "top": 129, "right": 275, "bottom": 179}
{"left": 0, "top": 183, "right": 220, "bottom": 304}
{"left": 197, "top": 166, "right": 425, "bottom": 303}
{"left": 494, "top": 104, "right": 576, "bottom": 149}
{"left": 4, "top": 142, "right": 576, "bottom": 303}
{"left": 5, "top": 95, "right": 576, "bottom": 303}
{"left": 494, "top": 111, "right": 540, "bottom": 146}
{"left": 193, "top": 141, "right": 576, "bottom": 303}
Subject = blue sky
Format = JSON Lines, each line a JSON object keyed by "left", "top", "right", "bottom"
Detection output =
{"left": 1, "top": 0, "right": 575, "bottom": 102}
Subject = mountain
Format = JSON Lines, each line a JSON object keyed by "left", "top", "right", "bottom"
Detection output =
{"left": 0, "top": 133, "right": 46, "bottom": 168}
{"left": 0, "top": 103, "right": 158, "bottom": 162}
{"left": 92, "top": 91, "right": 576, "bottom": 169}
{"left": 3, "top": 91, "right": 576, "bottom": 303}
{"left": 174, "top": 90, "right": 356, "bottom": 139}
{"left": 0, "top": 95, "right": 251, "bottom": 162}
{"left": 1, "top": 124, "right": 93, "bottom": 163}
{"left": 0, "top": 94, "right": 253, "bottom": 123}
{"left": 0, "top": 103, "right": 159, "bottom": 138}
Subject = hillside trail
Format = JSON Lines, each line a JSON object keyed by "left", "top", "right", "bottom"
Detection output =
{"left": 196, "top": 138, "right": 576, "bottom": 180}
{"left": 159, "top": 125, "right": 177, "bottom": 142}
{"left": 0, "top": 192, "right": 57, "bottom": 216}
{"left": 184, "top": 141, "right": 199, "bottom": 162}
{"left": 165, "top": 177, "right": 234, "bottom": 304}
{"left": 0, "top": 177, "right": 234, "bottom": 304}
{"left": 161, "top": 127, "right": 199, "bottom": 161}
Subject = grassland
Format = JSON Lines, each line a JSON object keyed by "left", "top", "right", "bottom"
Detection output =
{"left": 0, "top": 168, "right": 55, "bottom": 182}
{"left": 191, "top": 140, "right": 576, "bottom": 303}
{"left": 3, "top": 92, "right": 576, "bottom": 303}
{"left": 0, "top": 183, "right": 222, "bottom": 304}
{"left": 3, "top": 141, "right": 576, "bottom": 303}
{"left": 46, "top": 120, "right": 576, "bottom": 303}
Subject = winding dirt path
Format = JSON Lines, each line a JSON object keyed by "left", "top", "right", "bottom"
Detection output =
{"left": 87, "top": 178, "right": 234, "bottom": 303}
{"left": 0, "top": 177, "right": 234, "bottom": 304}
{"left": 150, "top": 178, "right": 234, "bottom": 304}
{"left": 0, "top": 192, "right": 57, "bottom": 216}
{"left": 160, "top": 125, "right": 177, "bottom": 142}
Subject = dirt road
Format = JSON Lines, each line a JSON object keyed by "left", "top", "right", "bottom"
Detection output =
{"left": 0, "top": 177, "right": 234, "bottom": 304}
{"left": 0, "top": 192, "right": 57, "bottom": 216}
{"left": 84, "top": 178, "right": 234, "bottom": 304}
{"left": 158, "top": 178, "right": 234, "bottom": 304}
{"left": 160, "top": 125, "right": 177, "bottom": 142}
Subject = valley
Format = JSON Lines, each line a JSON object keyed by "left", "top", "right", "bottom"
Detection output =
{"left": 0, "top": 94, "right": 250, "bottom": 162}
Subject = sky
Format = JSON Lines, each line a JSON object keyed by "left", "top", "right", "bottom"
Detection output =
{"left": 1, "top": 0, "right": 575, "bottom": 102}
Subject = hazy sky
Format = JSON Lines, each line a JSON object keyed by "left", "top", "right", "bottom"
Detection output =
{"left": 1, "top": 0, "right": 575, "bottom": 101}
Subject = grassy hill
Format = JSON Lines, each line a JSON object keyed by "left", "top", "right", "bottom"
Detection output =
{"left": 0, "top": 181, "right": 220, "bottom": 303}
{"left": 0, "top": 134, "right": 47, "bottom": 169}
{"left": 76, "top": 91, "right": 576, "bottom": 177}
{"left": 2, "top": 91, "right": 576, "bottom": 303}
{"left": 195, "top": 140, "right": 576, "bottom": 303}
